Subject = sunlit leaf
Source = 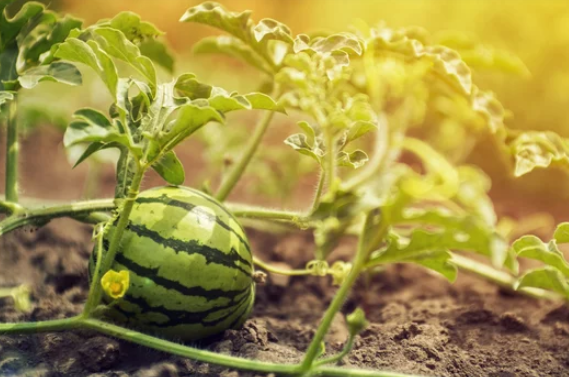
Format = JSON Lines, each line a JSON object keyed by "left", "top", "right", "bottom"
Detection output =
{"left": 369, "top": 230, "right": 457, "bottom": 282}
{"left": 152, "top": 150, "right": 185, "bottom": 185}
{"left": 193, "top": 36, "right": 271, "bottom": 74}
{"left": 18, "top": 61, "right": 81, "bottom": 88}
{"left": 509, "top": 131, "right": 569, "bottom": 177}
{"left": 139, "top": 39, "right": 174, "bottom": 73}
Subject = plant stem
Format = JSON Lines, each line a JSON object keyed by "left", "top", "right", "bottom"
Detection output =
{"left": 5, "top": 98, "right": 18, "bottom": 203}
{"left": 81, "top": 317, "right": 301, "bottom": 374}
{"left": 300, "top": 218, "right": 387, "bottom": 372}
{"left": 314, "top": 336, "right": 355, "bottom": 367}
{"left": 0, "top": 316, "right": 82, "bottom": 334}
{"left": 216, "top": 110, "right": 276, "bottom": 202}
{"left": 451, "top": 253, "right": 561, "bottom": 301}
{"left": 0, "top": 317, "right": 421, "bottom": 377}
{"left": 82, "top": 224, "right": 105, "bottom": 315}
{"left": 0, "top": 199, "right": 116, "bottom": 236}
{"left": 253, "top": 256, "right": 312, "bottom": 276}
{"left": 325, "top": 130, "right": 336, "bottom": 192}
{"left": 310, "top": 169, "right": 325, "bottom": 213}
{"left": 90, "top": 164, "right": 146, "bottom": 308}
{"left": 228, "top": 204, "right": 306, "bottom": 223}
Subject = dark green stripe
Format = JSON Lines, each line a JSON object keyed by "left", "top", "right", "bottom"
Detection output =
{"left": 136, "top": 195, "right": 252, "bottom": 257}
{"left": 227, "top": 294, "right": 253, "bottom": 330}
{"left": 115, "top": 253, "right": 249, "bottom": 301}
{"left": 121, "top": 286, "right": 252, "bottom": 327}
{"left": 126, "top": 221, "right": 252, "bottom": 276}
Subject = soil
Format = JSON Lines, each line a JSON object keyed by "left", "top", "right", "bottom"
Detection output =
{"left": 1, "top": 129, "right": 569, "bottom": 377}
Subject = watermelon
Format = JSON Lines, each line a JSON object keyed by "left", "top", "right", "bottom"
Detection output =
{"left": 89, "top": 186, "right": 255, "bottom": 341}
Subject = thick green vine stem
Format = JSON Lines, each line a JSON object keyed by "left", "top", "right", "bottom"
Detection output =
{"left": 0, "top": 199, "right": 116, "bottom": 236}
{"left": 300, "top": 213, "right": 387, "bottom": 372}
{"left": 0, "top": 316, "right": 420, "bottom": 377}
{"left": 89, "top": 163, "right": 146, "bottom": 309}
{"left": 216, "top": 110, "right": 276, "bottom": 202}
{"left": 5, "top": 98, "right": 19, "bottom": 203}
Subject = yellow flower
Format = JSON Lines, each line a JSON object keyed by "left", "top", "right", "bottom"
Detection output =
{"left": 101, "top": 270, "right": 130, "bottom": 299}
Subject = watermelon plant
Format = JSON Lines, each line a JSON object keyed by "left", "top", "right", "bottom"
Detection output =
{"left": 1, "top": 2, "right": 569, "bottom": 376}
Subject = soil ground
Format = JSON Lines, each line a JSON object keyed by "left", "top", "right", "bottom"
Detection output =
{"left": 1, "top": 128, "right": 569, "bottom": 377}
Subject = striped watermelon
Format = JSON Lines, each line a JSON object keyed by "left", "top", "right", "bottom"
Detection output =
{"left": 89, "top": 186, "right": 255, "bottom": 341}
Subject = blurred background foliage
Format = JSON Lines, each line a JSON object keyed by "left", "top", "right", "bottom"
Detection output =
{"left": 7, "top": 0, "right": 569, "bottom": 214}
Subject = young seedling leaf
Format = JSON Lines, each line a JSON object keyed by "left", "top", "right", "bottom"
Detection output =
{"left": 337, "top": 150, "right": 368, "bottom": 169}
{"left": 511, "top": 235, "right": 569, "bottom": 278}
{"left": 244, "top": 92, "right": 286, "bottom": 113}
{"left": 284, "top": 133, "right": 322, "bottom": 163}
{"left": 139, "top": 39, "right": 174, "bottom": 73}
{"left": 18, "top": 61, "right": 81, "bottom": 88}
{"left": 554, "top": 223, "right": 569, "bottom": 244}
{"left": 180, "top": 2, "right": 253, "bottom": 42}
{"left": 152, "top": 150, "right": 185, "bottom": 185}
{"left": 346, "top": 120, "right": 377, "bottom": 142}
{"left": 0, "top": 2, "right": 44, "bottom": 50}
{"left": 64, "top": 108, "right": 132, "bottom": 152}
{"left": 55, "top": 38, "right": 118, "bottom": 98}
{"left": 516, "top": 267, "right": 569, "bottom": 299}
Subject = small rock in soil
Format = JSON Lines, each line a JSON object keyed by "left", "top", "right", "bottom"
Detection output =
{"left": 133, "top": 362, "right": 179, "bottom": 377}
{"left": 78, "top": 336, "right": 121, "bottom": 372}
{"left": 499, "top": 312, "right": 528, "bottom": 332}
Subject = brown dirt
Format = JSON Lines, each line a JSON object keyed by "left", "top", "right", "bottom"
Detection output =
{"left": 1, "top": 128, "right": 569, "bottom": 377}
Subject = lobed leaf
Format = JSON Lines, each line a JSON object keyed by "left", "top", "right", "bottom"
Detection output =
{"left": 516, "top": 267, "right": 569, "bottom": 299}
{"left": 94, "top": 28, "right": 156, "bottom": 92}
{"left": 369, "top": 230, "right": 457, "bottom": 282}
{"left": 511, "top": 235, "right": 569, "bottom": 278}
{"left": 55, "top": 38, "right": 118, "bottom": 98}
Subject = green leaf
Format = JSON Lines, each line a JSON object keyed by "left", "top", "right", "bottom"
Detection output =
{"left": 0, "top": 90, "right": 14, "bottom": 105}
{"left": 284, "top": 133, "right": 322, "bottom": 163}
{"left": 181, "top": 2, "right": 292, "bottom": 69}
{"left": 93, "top": 28, "right": 156, "bottom": 91}
{"left": 294, "top": 32, "right": 364, "bottom": 56}
{"left": 18, "top": 61, "right": 81, "bottom": 88}
{"left": 70, "top": 141, "right": 119, "bottom": 168}
{"left": 152, "top": 150, "right": 185, "bottom": 185}
{"left": 159, "top": 103, "right": 224, "bottom": 151}
{"left": 64, "top": 108, "right": 131, "bottom": 150}
{"left": 193, "top": 35, "right": 271, "bottom": 74}
{"left": 509, "top": 131, "right": 569, "bottom": 177}
{"left": 174, "top": 73, "right": 212, "bottom": 99}
{"left": 554, "top": 223, "right": 569, "bottom": 244}
{"left": 180, "top": 2, "right": 253, "bottom": 41}
{"left": 516, "top": 267, "right": 569, "bottom": 299}
{"left": 139, "top": 39, "right": 174, "bottom": 73}
{"left": 0, "top": 1, "right": 44, "bottom": 51}
{"left": 104, "top": 11, "right": 163, "bottom": 41}
{"left": 346, "top": 120, "right": 377, "bottom": 142}
{"left": 369, "top": 230, "right": 458, "bottom": 282}
{"left": 511, "top": 235, "right": 569, "bottom": 278}
{"left": 55, "top": 38, "right": 118, "bottom": 98}
{"left": 337, "top": 150, "right": 368, "bottom": 169}
{"left": 244, "top": 92, "right": 285, "bottom": 113}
